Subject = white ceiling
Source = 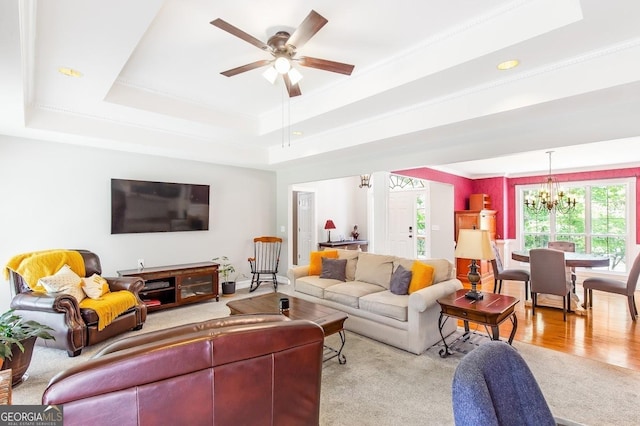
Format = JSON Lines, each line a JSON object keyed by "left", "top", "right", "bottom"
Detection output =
{"left": 2, "top": 0, "right": 640, "bottom": 178}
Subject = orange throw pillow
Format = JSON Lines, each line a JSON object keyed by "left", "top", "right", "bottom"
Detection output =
{"left": 309, "top": 250, "right": 338, "bottom": 275}
{"left": 408, "top": 261, "right": 435, "bottom": 294}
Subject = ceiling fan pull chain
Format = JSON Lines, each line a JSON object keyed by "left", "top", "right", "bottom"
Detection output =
{"left": 287, "top": 93, "right": 291, "bottom": 147}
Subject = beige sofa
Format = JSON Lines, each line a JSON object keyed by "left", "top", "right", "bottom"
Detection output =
{"left": 287, "top": 250, "right": 463, "bottom": 354}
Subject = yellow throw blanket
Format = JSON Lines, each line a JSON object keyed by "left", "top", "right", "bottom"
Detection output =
{"left": 80, "top": 291, "right": 138, "bottom": 331}
{"left": 4, "top": 250, "right": 86, "bottom": 292}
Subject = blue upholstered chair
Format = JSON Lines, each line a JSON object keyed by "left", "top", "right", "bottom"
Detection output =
{"left": 452, "top": 341, "right": 556, "bottom": 426}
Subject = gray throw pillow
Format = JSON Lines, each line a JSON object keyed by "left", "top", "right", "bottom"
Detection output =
{"left": 320, "top": 258, "right": 347, "bottom": 281}
{"left": 390, "top": 265, "right": 412, "bottom": 295}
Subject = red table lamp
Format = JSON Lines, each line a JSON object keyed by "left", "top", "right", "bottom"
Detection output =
{"left": 324, "top": 220, "right": 336, "bottom": 242}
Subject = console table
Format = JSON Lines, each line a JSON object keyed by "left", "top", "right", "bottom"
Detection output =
{"left": 118, "top": 261, "right": 219, "bottom": 312}
{"left": 318, "top": 240, "right": 368, "bottom": 252}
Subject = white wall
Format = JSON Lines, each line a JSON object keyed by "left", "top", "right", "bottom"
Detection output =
{"left": 0, "top": 135, "right": 277, "bottom": 310}
{"left": 428, "top": 181, "right": 455, "bottom": 260}
{"left": 311, "top": 176, "right": 367, "bottom": 242}
{"left": 288, "top": 176, "right": 368, "bottom": 265}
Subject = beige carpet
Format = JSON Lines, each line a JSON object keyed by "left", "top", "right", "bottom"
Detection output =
{"left": 11, "top": 285, "right": 640, "bottom": 425}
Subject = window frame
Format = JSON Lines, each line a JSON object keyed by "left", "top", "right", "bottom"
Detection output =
{"left": 516, "top": 177, "right": 636, "bottom": 273}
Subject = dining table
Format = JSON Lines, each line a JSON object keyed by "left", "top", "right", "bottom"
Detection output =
{"left": 511, "top": 250, "right": 610, "bottom": 268}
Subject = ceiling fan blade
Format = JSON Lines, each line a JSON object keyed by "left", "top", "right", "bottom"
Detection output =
{"left": 210, "top": 18, "right": 269, "bottom": 51}
{"left": 298, "top": 56, "right": 355, "bottom": 75}
{"left": 283, "top": 73, "right": 302, "bottom": 97}
{"left": 286, "top": 10, "right": 328, "bottom": 50}
{"left": 220, "top": 60, "right": 272, "bottom": 77}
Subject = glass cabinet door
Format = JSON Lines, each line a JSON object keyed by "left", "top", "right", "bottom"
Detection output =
{"left": 178, "top": 273, "right": 214, "bottom": 301}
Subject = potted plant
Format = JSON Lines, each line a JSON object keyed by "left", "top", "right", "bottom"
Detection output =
{"left": 0, "top": 309, "right": 55, "bottom": 385}
{"left": 213, "top": 256, "right": 238, "bottom": 296}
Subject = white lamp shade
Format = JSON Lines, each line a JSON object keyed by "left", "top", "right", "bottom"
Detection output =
{"left": 287, "top": 67, "right": 303, "bottom": 85}
{"left": 454, "top": 229, "right": 495, "bottom": 260}
{"left": 262, "top": 66, "right": 278, "bottom": 84}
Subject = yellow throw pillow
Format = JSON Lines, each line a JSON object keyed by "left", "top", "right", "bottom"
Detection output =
{"left": 408, "top": 261, "right": 435, "bottom": 294}
{"left": 82, "top": 274, "right": 111, "bottom": 300}
{"left": 309, "top": 250, "right": 338, "bottom": 276}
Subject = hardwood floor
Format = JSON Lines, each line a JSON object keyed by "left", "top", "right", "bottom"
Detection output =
{"left": 465, "top": 279, "right": 640, "bottom": 371}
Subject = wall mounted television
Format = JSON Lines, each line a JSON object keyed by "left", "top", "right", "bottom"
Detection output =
{"left": 111, "top": 178, "right": 210, "bottom": 234}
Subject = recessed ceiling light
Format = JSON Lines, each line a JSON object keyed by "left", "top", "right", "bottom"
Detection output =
{"left": 58, "top": 67, "right": 83, "bottom": 77}
{"left": 292, "top": 131, "right": 303, "bottom": 136}
{"left": 497, "top": 59, "right": 519, "bottom": 70}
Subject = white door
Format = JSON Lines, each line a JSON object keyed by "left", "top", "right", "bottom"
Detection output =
{"left": 297, "top": 192, "right": 314, "bottom": 265}
{"left": 388, "top": 191, "right": 416, "bottom": 258}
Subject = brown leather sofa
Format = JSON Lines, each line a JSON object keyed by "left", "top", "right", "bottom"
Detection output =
{"left": 8, "top": 249, "right": 147, "bottom": 357}
{"left": 42, "top": 314, "right": 324, "bottom": 426}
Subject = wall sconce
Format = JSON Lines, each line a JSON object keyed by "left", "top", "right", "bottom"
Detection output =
{"left": 359, "top": 174, "right": 371, "bottom": 188}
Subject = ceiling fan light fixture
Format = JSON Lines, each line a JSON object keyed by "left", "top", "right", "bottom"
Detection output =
{"left": 288, "top": 67, "right": 303, "bottom": 85}
{"left": 262, "top": 66, "right": 278, "bottom": 84}
{"left": 274, "top": 56, "right": 291, "bottom": 74}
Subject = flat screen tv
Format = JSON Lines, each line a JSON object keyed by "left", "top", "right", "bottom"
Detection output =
{"left": 111, "top": 178, "right": 210, "bottom": 234}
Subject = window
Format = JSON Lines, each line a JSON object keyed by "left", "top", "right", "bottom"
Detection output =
{"left": 519, "top": 179, "right": 634, "bottom": 272}
{"left": 389, "top": 175, "right": 425, "bottom": 190}
{"left": 416, "top": 194, "right": 427, "bottom": 258}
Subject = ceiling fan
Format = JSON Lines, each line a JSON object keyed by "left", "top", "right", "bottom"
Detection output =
{"left": 210, "top": 10, "right": 355, "bottom": 97}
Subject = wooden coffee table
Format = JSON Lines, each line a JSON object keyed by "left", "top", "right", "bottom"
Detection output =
{"left": 227, "top": 292, "right": 348, "bottom": 364}
{"left": 436, "top": 289, "right": 519, "bottom": 358}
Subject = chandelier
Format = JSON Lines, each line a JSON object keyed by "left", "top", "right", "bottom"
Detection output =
{"left": 524, "top": 151, "right": 577, "bottom": 214}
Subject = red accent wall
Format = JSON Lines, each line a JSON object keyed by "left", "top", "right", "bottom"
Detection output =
{"left": 471, "top": 177, "right": 507, "bottom": 239}
{"left": 394, "top": 166, "right": 640, "bottom": 244}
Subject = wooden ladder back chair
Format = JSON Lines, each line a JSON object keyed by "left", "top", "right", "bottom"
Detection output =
{"left": 248, "top": 236, "right": 283, "bottom": 292}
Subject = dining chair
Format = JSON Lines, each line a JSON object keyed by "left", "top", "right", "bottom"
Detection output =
{"left": 529, "top": 248, "right": 572, "bottom": 321}
{"left": 248, "top": 236, "right": 283, "bottom": 292}
{"left": 490, "top": 242, "right": 530, "bottom": 300}
{"left": 582, "top": 251, "right": 640, "bottom": 321}
{"left": 547, "top": 241, "right": 577, "bottom": 291}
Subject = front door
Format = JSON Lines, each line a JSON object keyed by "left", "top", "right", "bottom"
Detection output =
{"left": 388, "top": 191, "right": 415, "bottom": 258}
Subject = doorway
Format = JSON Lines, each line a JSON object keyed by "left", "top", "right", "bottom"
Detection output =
{"left": 293, "top": 190, "right": 314, "bottom": 266}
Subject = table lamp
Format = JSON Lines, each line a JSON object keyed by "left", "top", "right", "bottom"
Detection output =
{"left": 454, "top": 229, "right": 495, "bottom": 300}
{"left": 324, "top": 220, "right": 336, "bottom": 242}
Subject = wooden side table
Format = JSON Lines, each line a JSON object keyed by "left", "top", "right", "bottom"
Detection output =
{"left": 437, "top": 289, "right": 519, "bottom": 358}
